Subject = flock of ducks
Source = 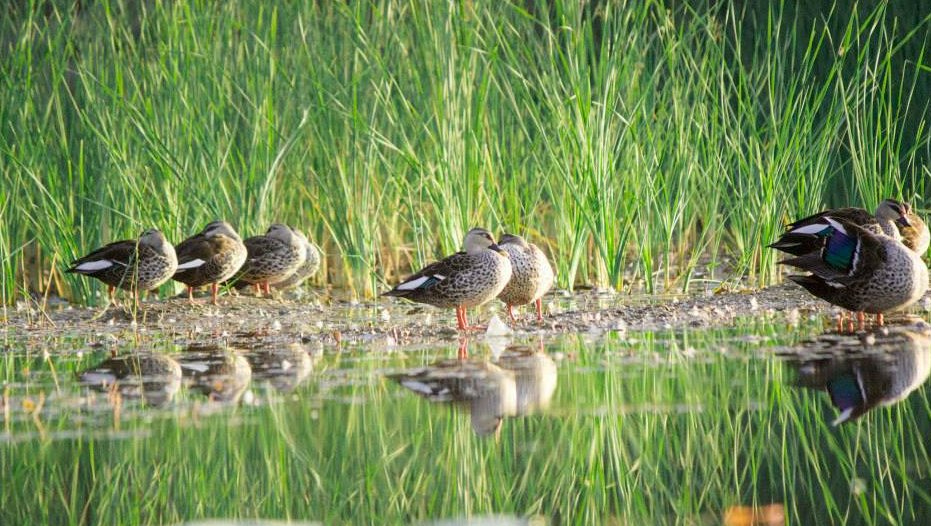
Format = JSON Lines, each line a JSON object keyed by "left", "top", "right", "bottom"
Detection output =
{"left": 65, "top": 224, "right": 555, "bottom": 328}
{"left": 67, "top": 222, "right": 320, "bottom": 306}
{"left": 66, "top": 197, "right": 929, "bottom": 331}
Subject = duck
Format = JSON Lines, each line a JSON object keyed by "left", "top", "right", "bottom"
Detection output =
{"left": 496, "top": 233, "right": 554, "bottom": 323}
{"left": 383, "top": 227, "right": 513, "bottom": 331}
{"left": 771, "top": 214, "right": 928, "bottom": 329}
{"left": 66, "top": 228, "right": 178, "bottom": 307}
{"left": 172, "top": 221, "right": 248, "bottom": 305}
{"left": 233, "top": 224, "right": 306, "bottom": 296}
{"left": 771, "top": 198, "right": 929, "bottom": 257}
{"left": 272, "top": 229, "right": 321, "bottom": 291}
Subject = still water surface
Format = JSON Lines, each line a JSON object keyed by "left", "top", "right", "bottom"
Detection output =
{"left": 1, "top": 306, "right": 930, "bottom": 525}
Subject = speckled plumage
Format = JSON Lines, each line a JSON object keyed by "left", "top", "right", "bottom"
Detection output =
{"left": 66, "top": 229, "right": 178, "bottom": 305}
{"left": 772, "top": 216, "right": 928, "bottom": 324}
{"left": 383, "top": 228, "right": 513, "bottom": 330}
{"left": 272, "top": 230, "right": 321, "bottom": 290}
{"left": 900, "top": 211, "right": 930, "bottom": 255}
{"left": 234, "top": 224, "right": 306, "bottom": 294}
{"left": 496, "top": 234, "right": 554, "bottom": 322}
{"left": 173, "top": 221, "right": 247, "bottom": 304}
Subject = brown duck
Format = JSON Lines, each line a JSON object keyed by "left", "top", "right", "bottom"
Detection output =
{"left": 66, "top": 228, "right": 178, "bottom": 307}
{"left": 173, "top": 221, "right": 248, "bottom": 304}
{"left": 383, "top": 228, "right": 512, "bottom": 331}
{"left": 234, "top": 224, "right": 306, "bottom": 296}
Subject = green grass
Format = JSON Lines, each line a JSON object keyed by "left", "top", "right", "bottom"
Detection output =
{"left": 1, "top": 0, "right": 931, "bottom": 304}
{"left": 2, "top": 322, "right": 931, "bottom": 524}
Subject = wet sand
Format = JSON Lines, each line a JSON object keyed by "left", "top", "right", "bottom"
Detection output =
{"left": 6, "top": 283, "right": 929, "bottom": 351}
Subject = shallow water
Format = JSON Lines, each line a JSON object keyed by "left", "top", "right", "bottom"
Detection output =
{"left": 2, "top": 299, "right": 931, "bottom": 525}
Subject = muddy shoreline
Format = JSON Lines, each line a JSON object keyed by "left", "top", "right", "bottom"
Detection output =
{"left": 6, "top": 283, "right": 928, "bottom": 351}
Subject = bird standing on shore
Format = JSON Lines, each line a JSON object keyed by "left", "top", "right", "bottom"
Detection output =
{"left": 172, "top": 221, "right": 248, "bottom": 305}
{"left": 66, "top": 228, "right": 178, "bottom": 307}
{"left": 771, "top": 204, "right": 928, "bottom": 330}
{"left": 496, "top": 233, "right": 554, "bottom": 323}
{"left": 383, "top": 227, "right": 513, "bottom": 331}
{"left": 234, "top": 224, "right": 306, "bottom": 296}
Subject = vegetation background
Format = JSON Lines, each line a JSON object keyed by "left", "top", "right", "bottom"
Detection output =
{"left": 2, "top": 0, "right": 930, "bottom": 304}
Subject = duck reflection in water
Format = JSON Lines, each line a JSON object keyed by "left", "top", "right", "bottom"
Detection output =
{"left": 785, "top": 324, "right": 931, "bottom": 425}
{"left": 244, "top": 342, "right": 317, "bottom": 392}
{"left": 177, "top": 344, "right": 252, "bottom": 403}
{"left": 78, "top": 352, "right": 182, "bottom": 408}
{"left": 388, "top": 337, "right": 557, "bottom": 436}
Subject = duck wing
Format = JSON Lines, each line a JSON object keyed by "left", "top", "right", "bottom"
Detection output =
{"left": 66, "top": 239, "right": 136, "bottom": 276}
{"left": 174, "top": 234, "right": 217, "bottom": 275}
{"left": 781, "top": 218, "right": 886, "bottom": 285}
{"left": 383, "top": 252, "right": 471, "bottom": 297}
{"left": 770, "top": 207, "right": 879, "bottom": 256}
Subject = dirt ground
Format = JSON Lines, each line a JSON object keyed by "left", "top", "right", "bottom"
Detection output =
{"left": 6, "top": 282, "right": 928, "bottom": 351}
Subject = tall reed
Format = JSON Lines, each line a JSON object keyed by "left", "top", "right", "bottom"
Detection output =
{"left": 1, "top": 1, "right": 928, "bottom": 303}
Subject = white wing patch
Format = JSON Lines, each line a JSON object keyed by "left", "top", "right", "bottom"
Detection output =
{"left": 791, "top": 218, "right": 847, "bottom": 236}
{"left": 396, "top": 274, "right": 446, "bottom": 291}
{"left": 823, "top": 217, "right": 848, "bottom": 234}
{"left": 75, "top": 260, "right": 115, "bottom": 271}
{"left": 179, "top": 362, "right": 210, "bottom": 373}
{"left": 176, "top": 258, "right": 206, "bottom": 270}
{"left": 831, "top": 406, "right": 856, "bottom": 426}
{"left": 401, "top": 380, "right": 436, "bottom": 395}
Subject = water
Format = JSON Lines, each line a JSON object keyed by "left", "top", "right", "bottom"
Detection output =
{"left": 2, "top": 300, "right": 931, "bottom": 525}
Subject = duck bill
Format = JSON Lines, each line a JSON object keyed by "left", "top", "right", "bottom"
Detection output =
{"left": 489, "top": 244, "right": 507, "bottom": 255}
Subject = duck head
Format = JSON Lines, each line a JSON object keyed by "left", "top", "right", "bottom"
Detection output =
{"left": 203, "top": 221, "right": 242, "bottom": 241}
{"left": 462, "top": 227, "right": 506, "bottom": 255}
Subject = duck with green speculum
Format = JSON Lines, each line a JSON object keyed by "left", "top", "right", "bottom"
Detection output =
{"left": 496, "top": 233, "right": 554, "bottom": 323}
{"left": 66, "top": 228, "right": 178, "bottom": 307}
{"left": 172, "top": 221, "right": 248, "bottom": 305}
{"left": 772, "top": 199, "right": 929, "bottom": 257}
{"left": 383, "top": 227, "right": 513, "bottom": 331}
{"left": 771, "top": 210, "right": 929, "bottom": 330}
{"left": 233, "top": 224, "right": 306, "bottom": 296}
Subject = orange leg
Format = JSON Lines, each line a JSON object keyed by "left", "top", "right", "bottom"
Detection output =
{"left": 507, "top": 304, "right": 517, "bottom": 324}
{"left": 108, "top": 285, "right": 119, "bottom": 307}
{"left": 876, "top": 313, "right": 884, "bottom": 326}
{"left": 457, "top": 336, "right": 469, "bottom": 360}
{"left": 455, "top": 306, "right": 468, "bottom": 331}
{"left": 253, "top": 283, "right": 262, "bottom": 297}
{"left": 856, "top": 311, "right": 866, "bottom": 332}
{"left": 211, "top": 282, "right": 220, "bottom": 305}
{"left": 263, "top": 282, "right": 272, "bottom": 296}
{"left": 535, "top": 298, "right": 544, "bottom": 323}
{"left": 187, "top": 286, "right": 197, "bottom": 305}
